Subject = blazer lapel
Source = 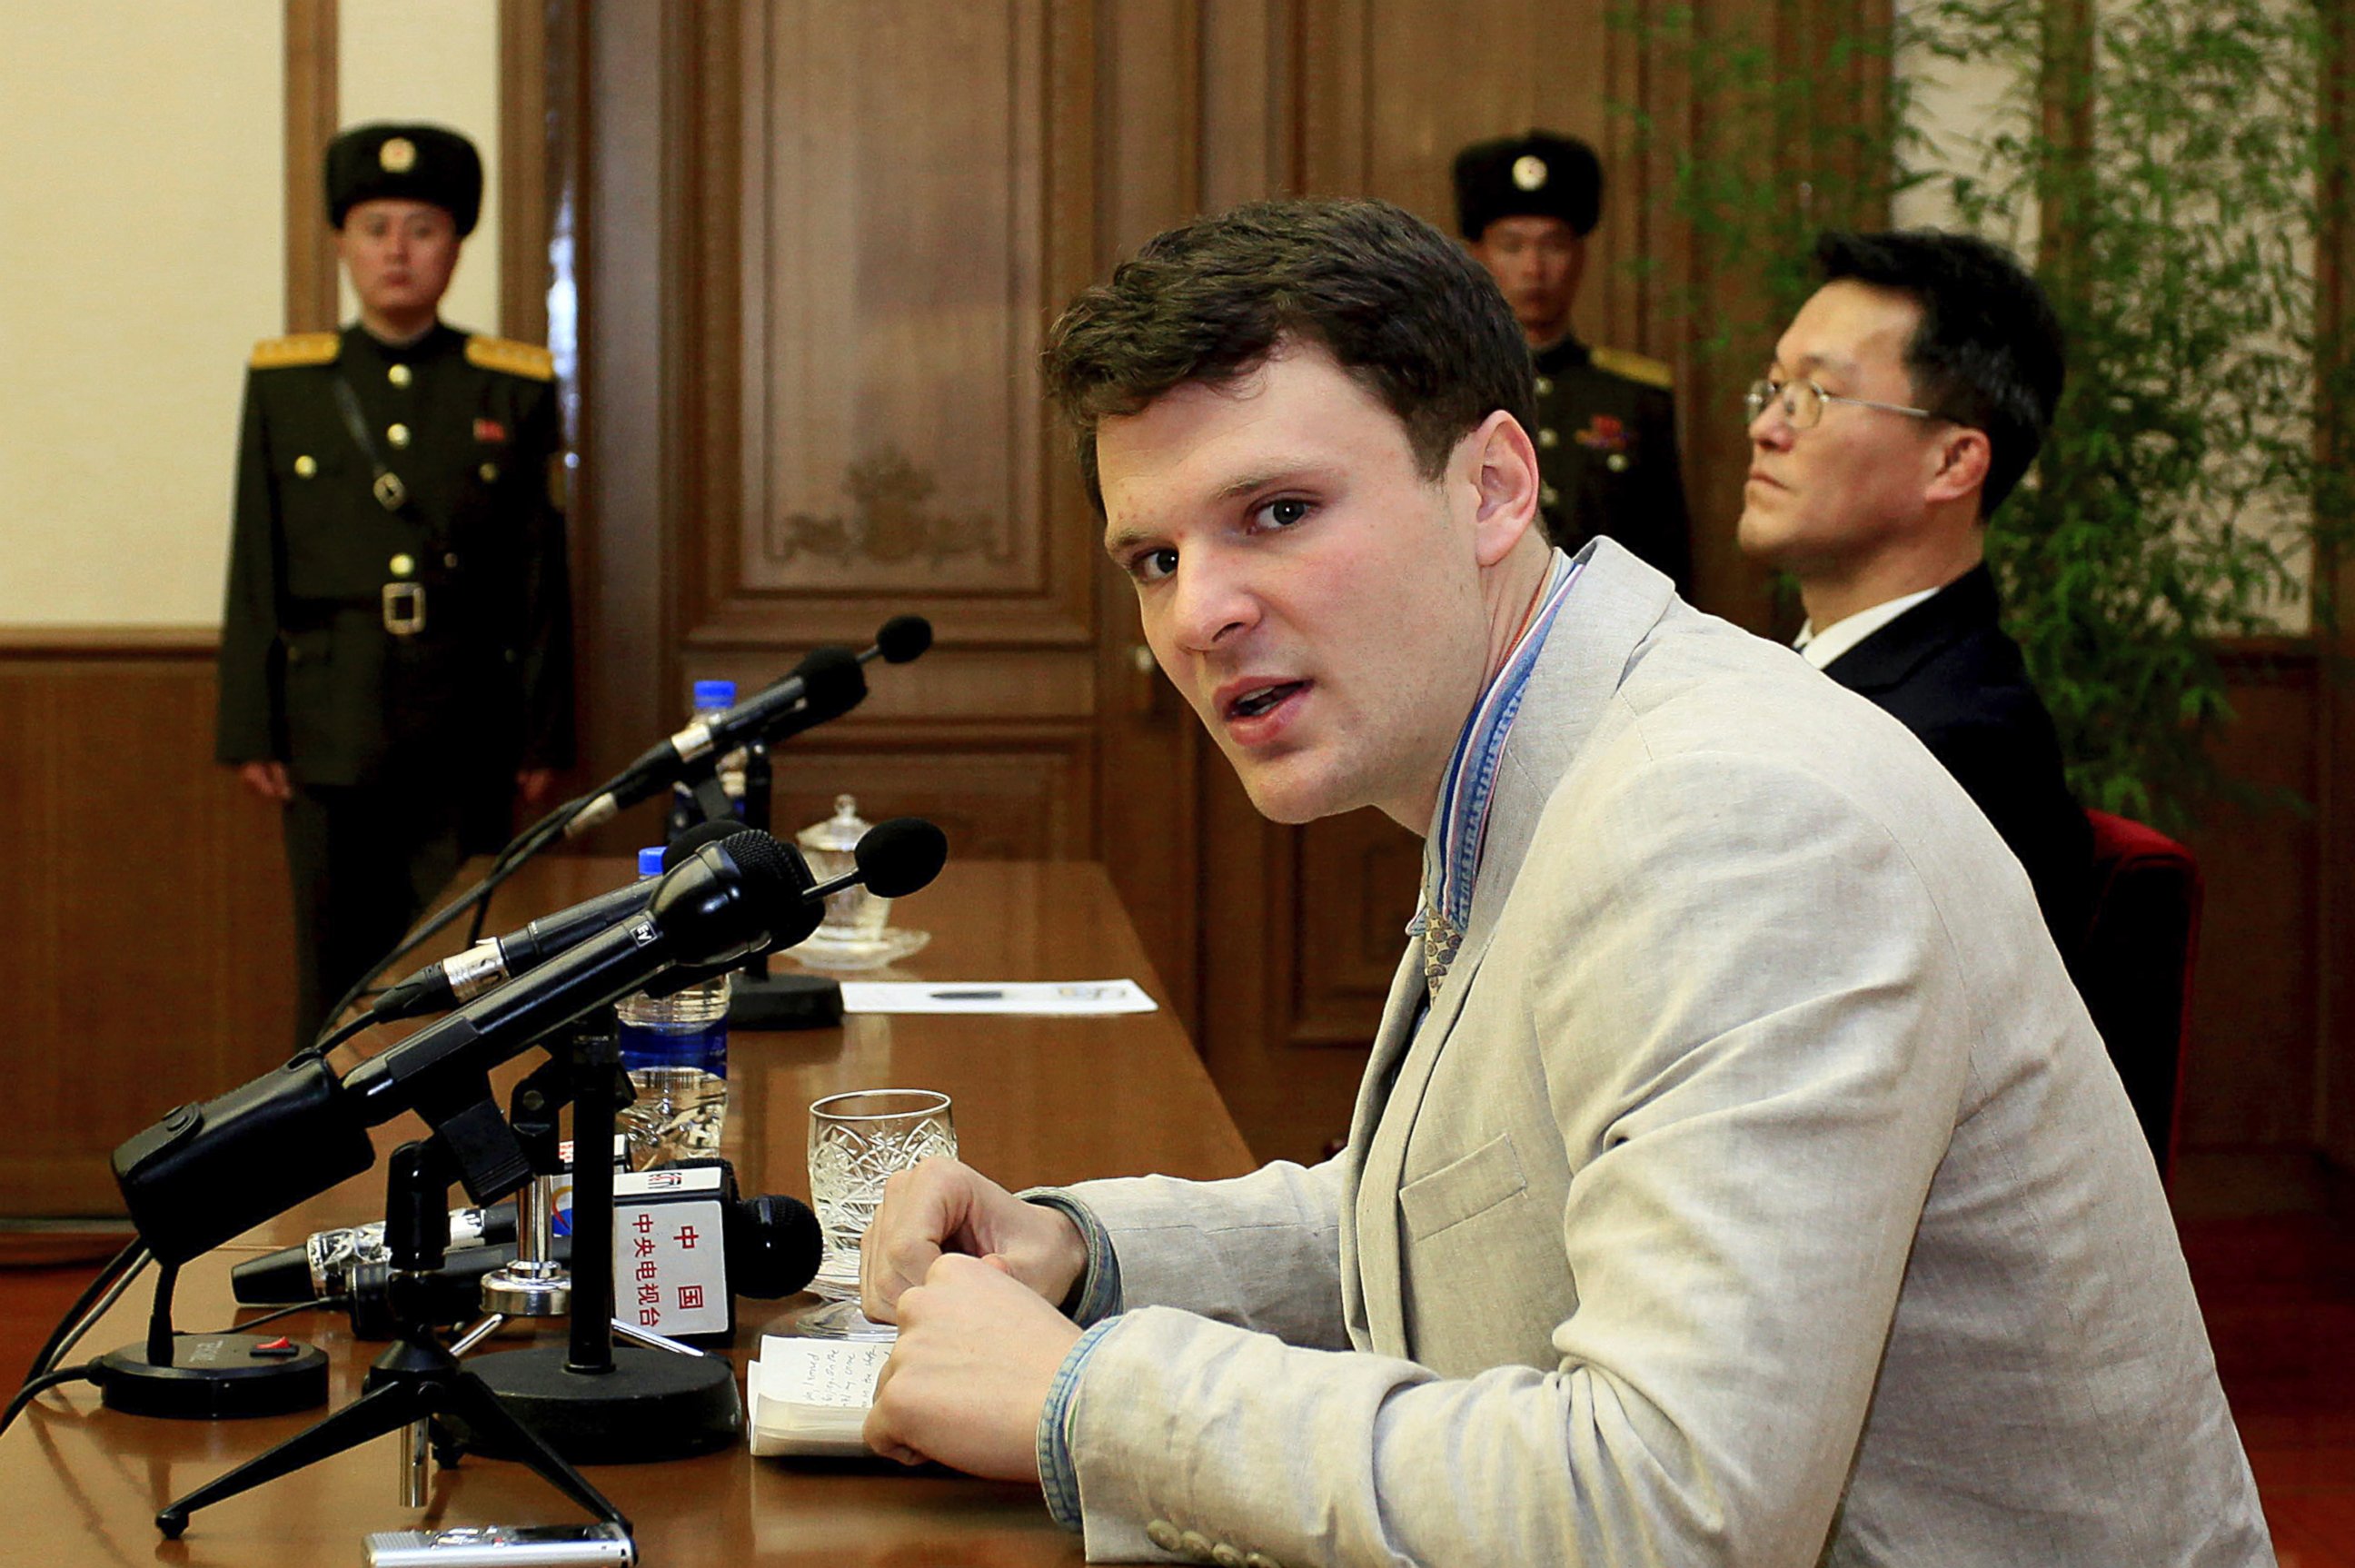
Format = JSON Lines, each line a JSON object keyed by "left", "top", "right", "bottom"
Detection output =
{"left": 1346, "top": 540, "right": 1676, "bottom": 1358}
{"left": 1340, "top": 944, "right": 1434, "bottom": 1351}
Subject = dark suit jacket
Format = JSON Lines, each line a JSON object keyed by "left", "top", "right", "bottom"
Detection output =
{"left": 1819, "top": 567, "right": 2092, "bottom": 960}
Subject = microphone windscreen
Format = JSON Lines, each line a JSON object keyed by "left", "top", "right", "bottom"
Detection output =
{"left": 729, "top": 1193, "right": 825, "bottom": 1298}
{"left": 797, "top": 647, "right": 867, "bottom": 716}
{"left": 713, "top": 829, "right": 809, "bottom": 905}
{"left": 856, "top": 817, "right": 949, "bottom": 899}
{"left": 663, "top": 815, "right": 758, "bottom": 868}
{"left": 875, "top": 614, "right": 932, "bottom": 664}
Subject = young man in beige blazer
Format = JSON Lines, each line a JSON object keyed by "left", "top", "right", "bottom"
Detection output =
{"left": 850, "top": 200, "right": 2270, "bottom": 1567}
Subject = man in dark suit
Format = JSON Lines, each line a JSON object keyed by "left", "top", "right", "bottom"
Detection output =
{"left": 215, "top": 123, "right": 575, "bottom": 1044}
{"left": 1738, "top": 229, "right": 2090, "bottom": 957}
{"left": 1454, "top": 131, "right": 1694, "bottom": 594}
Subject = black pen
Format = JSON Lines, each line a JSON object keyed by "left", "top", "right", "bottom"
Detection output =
{"left": 928, "top": 988, "right": 1003, "bottom": 1000}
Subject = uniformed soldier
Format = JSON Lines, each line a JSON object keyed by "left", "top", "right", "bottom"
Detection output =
{"left": 215, "top": 122, "right": 576, "bottom": 1046}
{"left": 1454, "top": 130, "right": 1694, "bottom": 594}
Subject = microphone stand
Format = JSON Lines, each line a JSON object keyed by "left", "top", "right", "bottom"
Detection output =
{"left": 451, "top": 1014, "right": 744, "bottom": 1464}
{"left": 153, "top": 1137, "right": 627, "bottom": 1540}
{"left": 94, "top": 1255, "right": 331, "bottom": 1423}
{"left": 448, "top": 1062, "right": 575, "bottom": 1353}
{"left": 664, "top": 769, "right": 841, "bottom": 1031}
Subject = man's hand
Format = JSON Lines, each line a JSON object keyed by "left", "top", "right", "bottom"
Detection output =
{"left": 235, "top": 760, "right": 293, "bottom": 802}
{"left": 860, "top": 1157, "right": 1088, "bottom": 1324}
{"left": 515, "top": 768, "right": 558, "bottom": 810}
{"left": 863, "top": 1253, "right": 1083, "bottom": 1477}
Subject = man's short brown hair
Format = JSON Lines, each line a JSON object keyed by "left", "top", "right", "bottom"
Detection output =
{"left": 1043, "top": 197, "right": 1536, "bottom": 515}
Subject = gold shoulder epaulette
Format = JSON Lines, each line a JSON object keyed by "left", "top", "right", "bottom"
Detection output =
{"left": 466, "top": 335, "right": 554, "bottom": 382}
{"left": 250, "top": 332, "right": 340, "bottom": 371}
{"left": 1592, "top": 345, "right": 1674, "bottom": 391}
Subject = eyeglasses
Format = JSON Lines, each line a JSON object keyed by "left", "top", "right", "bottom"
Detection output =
{"left": 1744, "top": 377, "right": 1943, "bottom": 431}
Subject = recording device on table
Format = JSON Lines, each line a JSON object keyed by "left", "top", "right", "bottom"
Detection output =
{"left": 75, "top": 813, "right": 942, "bottom": 1543}
{"left": 363, "top": 1523, "right": 635, "bottom": 1568}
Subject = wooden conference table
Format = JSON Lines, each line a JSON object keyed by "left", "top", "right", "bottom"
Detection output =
{"left": 1, "top": 859, "right": 1256, "bottom": 1564}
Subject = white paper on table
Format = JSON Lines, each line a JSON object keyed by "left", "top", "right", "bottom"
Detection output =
{"left": 836, "top": 979, "right": 1158, "bottom": 1016}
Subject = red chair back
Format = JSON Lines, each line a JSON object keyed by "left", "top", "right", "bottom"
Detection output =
{"left": 2076, "top": 809, "right": 2201, "bottom": 1181}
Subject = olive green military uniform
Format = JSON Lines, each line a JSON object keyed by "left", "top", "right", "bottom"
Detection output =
{"left": 1530, "top": 334, "right": 1694, "bottom": 595}
{"left": 214, "top": 323, "right": 575, "bottom": 1040}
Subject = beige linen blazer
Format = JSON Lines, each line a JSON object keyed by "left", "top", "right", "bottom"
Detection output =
{"left": 1059, "top": 541, "right": 2269, "bottom": 1567}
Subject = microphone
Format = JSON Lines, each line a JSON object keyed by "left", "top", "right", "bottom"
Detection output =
{"left": 818, "top": 816, "right": 949, "bottom": 900}
{"left": 368, "top": 819, "right": 758, "bottom": 1024}
{"left": 228, "top": 1130, "right": 630, "bottom": 1305}
{"left": 343, "top": 1185, "right": 823, "bottom": 1341}
{"left": 641, "top": 815, "right": 947, "bottom": 1000}
{"left": 113, "top": 831, "right": 822, "bottom": 1265}
{"left": 565, "top": 616, "right": 933, "bottom": 837}
{"left": 231, "top": 1200, "right": 517, "bottom": 1306}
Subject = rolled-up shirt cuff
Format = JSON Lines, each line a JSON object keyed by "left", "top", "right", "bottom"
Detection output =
{"left": 1035, "top": 1316, "right": 1120, "bottom": 1533}
{"left": 1019, "top": 1189, "right": 1124, "bottom": 1325}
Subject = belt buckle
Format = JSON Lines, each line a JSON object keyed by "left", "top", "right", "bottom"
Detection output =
{"left": 382, "top": 581, "right": 427, "bottom": 638}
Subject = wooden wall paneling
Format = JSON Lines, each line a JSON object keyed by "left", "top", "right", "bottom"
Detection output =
{"left": 763, "top": 729, "right": 1097, "bottom": 861}
{"left": 715, "top": 0, "right": 1082, "bottom": 650}
{"left": 1198, "top": 0, "right": 1298, "bottom": 208}
{"left": 2180, "top": 649, "right": 2324, "bottom": 1151}
{"left": 1097, "top": 0, "right": 1199, "bottom": 252}
{"left": 2317, "top": 0, "right": 2354, "bottom": 1190}
{"left": 1087, "top": 0, "right": 1209, "bottom": 1030}
{"left": 2325, "top": 569, "right": 2354, "bottom": 1183}
{"left": 1297, "top": 0, "right": 1366, "bottom": 195}
{"left": 0, "top": 640, "right": 295, "bottom": 1216}
{"left": 499, "top": 0, "right": 553, "bottom": 346}
{"left": 1198, "top": 765, "right": 1359, "bottom": 1166}
{"left": 574, "top": 0, "right": 674, "bottom": 839}
{"left": 1288, "top": 811, "right": 1422, "bottom": 1046}
{"left": 283, "top": 0, "right": 339, "bottom": 332}
{"left": 1633, "top": 0, "right": 1762, "bottom": 624}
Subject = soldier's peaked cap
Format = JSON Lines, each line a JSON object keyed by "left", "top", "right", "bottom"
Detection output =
{"left": 326, "top": 123, "right": 483, "bottom": 235}
{"left": 1453, "top": 131, "right": 1603, "bottom": 240}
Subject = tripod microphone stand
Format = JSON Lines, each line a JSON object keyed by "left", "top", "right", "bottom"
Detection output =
{"left": 154, "top": 1137, "right": 628, "bottom": 1540}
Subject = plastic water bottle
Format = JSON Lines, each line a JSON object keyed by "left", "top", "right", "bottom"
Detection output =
{"left": 615, "top": 846, "right": 731, "bottom": 1167}
{"left": 666, "top": 680, "right": 747, "bottom": 829}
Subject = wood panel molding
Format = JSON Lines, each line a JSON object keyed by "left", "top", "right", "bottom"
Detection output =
{"left": 499, "top": 0, "right": 554, "bottom": 345}
{"left": 283, "top": 0, "right": 339, "bottom": 332}
{"left": 765, "top": 730, "right": 1098, "bottom": 860}
{"left": 689, "top": 0, "right": 1094, "bottom": 650}
{"left": 0, "top": 627, "right": 220, "bottom": 657}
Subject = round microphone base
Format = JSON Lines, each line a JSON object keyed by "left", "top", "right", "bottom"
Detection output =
{"left": 95, "top": 1335, "right": 331, "bottom": 1420}
{"left": 451, "top": 1343, "right": 741, "bottom": 1464}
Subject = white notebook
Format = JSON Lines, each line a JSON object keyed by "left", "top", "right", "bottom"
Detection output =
{"left": 747, "top": 1335, "right": 892, "bottom": 1457}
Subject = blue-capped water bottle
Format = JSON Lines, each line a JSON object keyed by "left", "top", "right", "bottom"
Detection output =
{"left": 615, "top": 846, "right": 730, "bottom": 1167}
{"left": 665, "top": 680, "right": 748, "bottom": 840}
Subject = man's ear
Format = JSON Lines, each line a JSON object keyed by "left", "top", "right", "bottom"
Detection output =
{"left": 1467, "top": 410, "right": 1542, "bottom": 567}
{"left": 1926, "top": 426, "right": 1992, "bottom": 507}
